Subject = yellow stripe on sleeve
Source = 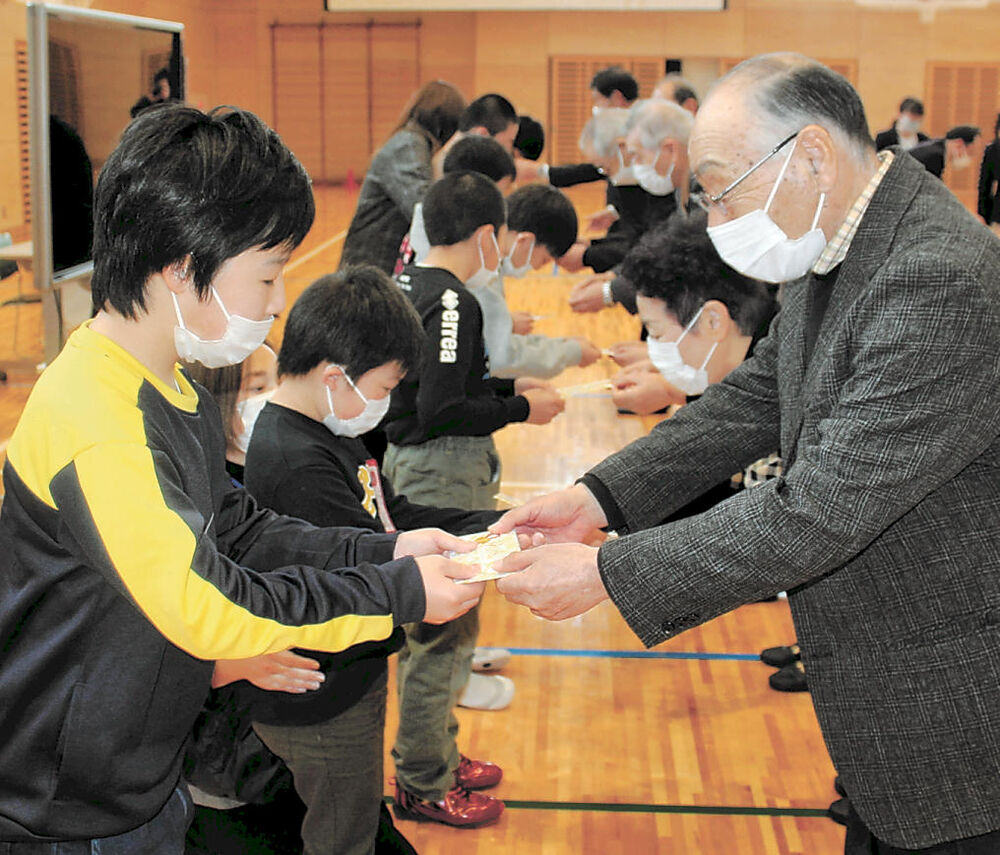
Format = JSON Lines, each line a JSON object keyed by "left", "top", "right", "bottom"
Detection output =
{"left": 72, "top": 443, "right": 395, "bottom": 661}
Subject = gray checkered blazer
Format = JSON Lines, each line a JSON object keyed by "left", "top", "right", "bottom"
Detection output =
{"left": 589, "top": 151, "right": 1000, "bottom": 849}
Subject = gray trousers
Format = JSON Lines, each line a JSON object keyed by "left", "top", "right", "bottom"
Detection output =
{"left": 383, "top": 435, "right": 499, "bottom": 800}
{"left": 254, "top": 669, "right": 387, "bottom": 855}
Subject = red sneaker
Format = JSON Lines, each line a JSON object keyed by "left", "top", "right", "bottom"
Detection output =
{"left": 455, "top": 754, "right": 503, "bottom": 790}
{"left": 393, "top": 782, "right": 504, "bottom": 828}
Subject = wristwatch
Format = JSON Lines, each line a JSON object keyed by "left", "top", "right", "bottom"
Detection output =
{"left": 601, "top": 279, "right": 615, "bottom": 307}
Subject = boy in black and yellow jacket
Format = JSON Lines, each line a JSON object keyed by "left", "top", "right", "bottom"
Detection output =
{"left": 0, "top": 104, "right": 483, "bottom": 851}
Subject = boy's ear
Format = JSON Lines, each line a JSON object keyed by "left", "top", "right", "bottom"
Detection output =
{"left": 162, "top": 255, "right": 194, "bottom": 294}
{"left": 320, "top": 362, "right": 347, "bottom": 388}
{"left": 700, "top": 299, "right": 734, "bottom": 343}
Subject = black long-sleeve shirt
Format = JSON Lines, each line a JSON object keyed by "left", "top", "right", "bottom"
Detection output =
{"left": 242, "top": 402, "right": 502, "bottom": 725}
{"left": 385, "top": 265, "right": 529, "bottom": 446}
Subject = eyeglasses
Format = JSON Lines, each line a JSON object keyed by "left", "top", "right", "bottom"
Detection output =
{"left": 693, "top": 131, "right": 800, "bottom": 216}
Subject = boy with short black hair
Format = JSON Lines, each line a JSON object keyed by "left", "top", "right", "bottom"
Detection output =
{"left": 481, "top": 183, "right": 601, "bottom": 378}
{"left": 457, "top": 93, "right": 520, "bottom": 151}
{"left": 384, "top": 170, "right": 564, "bottom": 827}
{"left": 396, "top": 135, "right": 516, "bottom": 274}
{"left": 244, "top": 265, "right": 507, "bottom": 854}
{"left": 0, "top": 103, "right": 481, "bottom": 850}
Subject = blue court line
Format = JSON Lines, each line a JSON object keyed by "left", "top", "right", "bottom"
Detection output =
{"left": 506, "top": 647, "right": 759, "bottom": 662}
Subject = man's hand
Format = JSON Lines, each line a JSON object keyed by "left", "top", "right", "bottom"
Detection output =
{"left": 416, "top": 555, "right": 486, "bottom": 624}
{"left": 585, "top": 207, "right": 619, "bottom": 235}
{"left": 394, "top": 527, "right": 476, "bottom": 560}
{"left": 575, "top": 337, "right": 602, "bottom": 368}
{"left": 612, "top": 367, "right": 687, "bottom": 414}
{"left": 522, "top": 387, "right": 566, "bottom": 424}
{"left": 569, "top": 273, "right": 614, "bottom": 313}
{"left": 607, "top": 340, "right": 649, "bottom": 367}
{"left": 511, "top": 311, "right": 535, "bottom": 335}
{"left": 558, "top": 241, "right": 590, "bottom": 272}
{"left": 212, "top": 650, "right": 323, "bottom": 693}
{"left": 489, "top": 483, "right": 607, "bottom": 543}
{"left": 495, "top": 543, "right": 608, "bottom": 621}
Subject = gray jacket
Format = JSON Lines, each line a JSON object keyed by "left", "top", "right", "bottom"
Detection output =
{"left": 340, "top": 128, "right": 432, "bottom": 274}
{"left": 586, "top": 151, "right": 1000, "bottom": 849}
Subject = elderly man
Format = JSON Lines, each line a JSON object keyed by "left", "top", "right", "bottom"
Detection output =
{"left": 494, "top": 53, "right": 1000, "bottom": 854}
{"left": 569, "top": 99, "right": 694, "bottom": 313}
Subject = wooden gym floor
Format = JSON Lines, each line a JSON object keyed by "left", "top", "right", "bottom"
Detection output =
{"left": 0, "top": 184, "right": 844, "bottom": 854}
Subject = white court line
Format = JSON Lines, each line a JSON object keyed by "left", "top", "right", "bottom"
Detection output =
{"left": 285, "top": 228, "right": 348, "bottom": 274}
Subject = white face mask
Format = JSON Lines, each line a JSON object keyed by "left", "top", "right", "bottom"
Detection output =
{"left": 500, "top": 236, "right": 535, "bottom": 278}
{"left": 322, "top": 371, "right": 390, "bottom": 438}
{"left": 706, "top": 138, "right": 827, "bottom": 284}
{"left": 633, "top": 157, "right": 674, "bottom": 196}
{"left": 173, "top": 286, "right": 274, "bottom": 369}
{"left": 896, "top": 115, "right": 922, "bottom": 135}
{"left": 646, "top": 305, "right": 718, "bottom": 397}
{"left": 234, "top": 391, "right": 272, "bottom": 454}
{"left": 465, "top": 231, "right": 501, "bottom": 291}
{"left": 611, "top": 148, "right": 638, "bottom": 186}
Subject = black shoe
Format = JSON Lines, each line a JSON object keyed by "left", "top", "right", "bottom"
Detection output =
{"left": 827, "top": 796, "right": 850, "bottom": 826}
{"left": 376, "top": 801, "right": 418, "bottom": 855}
{"left": 769, "top": 661, "right": 808, "bottom": 692}
{"left": 760, "top": 644, "right": 801, "bottom": 668}
{"left": 834, "top": 776, "right": 846, "bottom": 797}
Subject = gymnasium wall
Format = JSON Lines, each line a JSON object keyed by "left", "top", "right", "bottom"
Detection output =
{"left": 2, "top": 0, "right": 999, "bottom": 235}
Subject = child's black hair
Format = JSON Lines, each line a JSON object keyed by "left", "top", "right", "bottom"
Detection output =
{"left": 422, "top": 171, "right": 505, "bottom": 248}
{"left": 92, "top": 103, "right": 314, "bottom": 319}
{"left": 506, "top": 184, "right": 578, "bottom": 258}
{"left": 278, "top": 265, "right": 424, "bottom": 379}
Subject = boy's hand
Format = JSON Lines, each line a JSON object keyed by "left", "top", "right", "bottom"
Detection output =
{"left": 514, "top": 376, "right": 552, "bottom": 394}
{"left": 511, "top": 311, "right": 535, "bottom": 335}
{"left": 416, "top": 555, "right": 486, "bottom": 624}
{"left": 575, "top": 337, "right": 602, "bottom": 368}
{"left": 212, "top": 650, "right": 323, "bottom": 694}
{"left": 522, "top": 387, "right": 566, "bottom": 425}
{"left": 394, "top": 528, "right": 476, "bottom": 560}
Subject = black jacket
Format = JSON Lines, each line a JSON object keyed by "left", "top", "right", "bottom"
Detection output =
{"left": 978, "top": 140, "right": 1000, "bottom": 224}
{"left": 385, "top": 265, "right": 529, "bottom": 446}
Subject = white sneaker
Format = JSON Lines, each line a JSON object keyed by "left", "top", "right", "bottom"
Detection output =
{"left": 458, "top": 673, "right": 515, "bottom": 711}
{"left": 471, "top": 647, "right": 512, "bottom": 673}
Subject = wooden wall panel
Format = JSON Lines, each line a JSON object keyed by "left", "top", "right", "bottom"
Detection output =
{"left": 369, "top": 25, "right": 420, "bottom": 154}
{"left": 926, "top": 61, "right": 1000, "bottom": 208}
{"left": 321, "top": 26, "right": 371, "bottom": 183}
{"left": 548, "top": 56, "right": 664, "bottom": 168}
{"left": 273, "top": 26, "right": 324, "bottom": 181}
{"left": 272, "top": 22, "right": 420, "bottom": 183}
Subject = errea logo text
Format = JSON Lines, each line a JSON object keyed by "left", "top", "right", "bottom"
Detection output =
{"left": 440, "top": 289, "right": 460, "bottom": 363}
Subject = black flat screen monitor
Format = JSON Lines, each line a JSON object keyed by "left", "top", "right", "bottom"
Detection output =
{"left": 27, "top": 3, "right": 183, "bottom": 284}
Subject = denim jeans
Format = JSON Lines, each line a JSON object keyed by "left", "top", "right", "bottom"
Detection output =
{"left": 0, "top": 785, "right": 192, "bottom": 855}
